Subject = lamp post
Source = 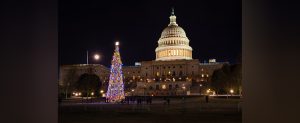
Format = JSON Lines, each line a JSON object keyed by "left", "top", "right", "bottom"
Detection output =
{"left": 199, "top": 84, "right": 202, "bottom": 95}
{"left": 230, "top": 89, "right": 234, "bottom": 96}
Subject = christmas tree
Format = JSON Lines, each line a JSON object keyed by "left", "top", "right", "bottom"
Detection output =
{"left": 106, "top": 41, "right": 125, "bottom": 103}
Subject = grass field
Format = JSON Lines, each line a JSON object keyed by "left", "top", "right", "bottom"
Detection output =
{"left": 59, "top": 96, "right": 242, "bottom": 123}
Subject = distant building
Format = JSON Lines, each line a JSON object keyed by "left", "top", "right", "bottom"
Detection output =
{"left": 122, "top": 9, "right": 227, "bottom": 96}
{"left": 59, "top": 64, "right": 110, "bottom": 89}
{"left": 59, "top": 9, "right": 228, "bottom": 96}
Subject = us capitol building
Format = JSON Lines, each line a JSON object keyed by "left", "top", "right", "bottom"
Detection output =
{"left": 59, "top": 9, "right": 228, "bottom": 96}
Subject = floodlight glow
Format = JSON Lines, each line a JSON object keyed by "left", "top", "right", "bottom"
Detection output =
{"left": 94, "top": 54, "right": 100, "bottom": 60}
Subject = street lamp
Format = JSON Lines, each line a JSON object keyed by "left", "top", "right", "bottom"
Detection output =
{"left": 230, "top": 89, "right": 234, "bottom": 95}
{"left": 199, "top": 84, "right": 202, "bottom": 95}
{"left": 206, "top": 89, "right": 211, "bottom": 94}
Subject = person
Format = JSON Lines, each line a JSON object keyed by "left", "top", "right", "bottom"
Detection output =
{"left": 167, "top": 98, "right": 170, "bottom": 105}
{"left": 205, "top": 95, "right": 209, "bottom": 103}
{"left": 126, "top": 97, "right": 130, "bottom": 104}
{"left": 146, "top": 97, "right": 150, "bottom": 104}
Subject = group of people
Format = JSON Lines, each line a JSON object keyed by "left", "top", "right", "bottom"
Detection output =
{"left": 123, "top": 96, "right": 153, "bottom": 104}
{"left": 163, "top": 97, "right": 171, "bottom": 105}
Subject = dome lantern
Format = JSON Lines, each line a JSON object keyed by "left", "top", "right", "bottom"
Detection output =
{"left": 168, "top": 8, "right": 178, "bottom": 26}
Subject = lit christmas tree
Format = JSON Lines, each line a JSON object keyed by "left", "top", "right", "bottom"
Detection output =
{"left": 106, "top": 41, "right": 125, "bottom": 103}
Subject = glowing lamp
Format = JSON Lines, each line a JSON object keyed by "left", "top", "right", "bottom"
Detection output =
{"left": 94, "top": 54, "right": 100, "bottom": 60}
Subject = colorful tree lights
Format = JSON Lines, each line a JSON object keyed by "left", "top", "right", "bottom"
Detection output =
{"left": 106, "top": 41, "right": 125, "bottom": 103}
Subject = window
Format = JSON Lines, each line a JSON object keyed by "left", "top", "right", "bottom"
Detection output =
{"left": 156, "top": 85, "right": 159, "bottom": 90}
{"left": 169, "top": 85, "right": 172, "bottom": 89}
{"left": 179, "top": 71, "right": 183, "bottom": 76}
{"left": 180, "top": 65, "right": 182, "bottom": 68}
{"left": 172, "top": 71, "right": 176, "bottom": 76}
{"left": 162, "top": 85, "right": 166, "bottom": 89}
{"left": 157, "top": 67, "right": 159, "bottom": 69}
{"left": 149, "top": 86, "right": 153, "bottom": 90}
{"left": 173, "top": 66, "right": 175, "bottom": 68}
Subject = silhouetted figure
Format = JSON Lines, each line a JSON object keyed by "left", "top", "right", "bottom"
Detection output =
{"left": 146, "top": 97, "right": 149, "bottom": 104}
{"left": 205, "top": 95, "right": 209, "bottom": 103}
{"left": 181, "top": 97, "right": 185, "bottom": 104}
{"left": 137, "top": 97, "right": 141, "bottom": 105}
{"left": 149, "top": 97, "right": 152, "bottom": 104}
{"left": 167, "top": 98, "right": 170, "bottom": 105}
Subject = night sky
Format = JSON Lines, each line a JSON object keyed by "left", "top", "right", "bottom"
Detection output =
{"left": 59, "top": 0, "right": 241, "bottom": 67}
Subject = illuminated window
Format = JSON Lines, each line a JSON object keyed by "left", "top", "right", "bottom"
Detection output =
{"left": 162, "top": 85, "right": 166, "bottom": 89}
{"left": 156, "top": 72, "right": 160, "bottom": 76}
{"left": 201, "top": 74, "right": 204, "bottom": 77}
{"left": 149, "top": 86, "right": 153, "bottom": 90}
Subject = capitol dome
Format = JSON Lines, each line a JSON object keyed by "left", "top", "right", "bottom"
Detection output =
{"left": 155, "top": 8, "right": 193, "bottom": 61}
{"left": 160, "top": 25, "right": 187, "bottom": 39}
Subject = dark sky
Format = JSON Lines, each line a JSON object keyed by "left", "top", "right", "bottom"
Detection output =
{"left": 59, "top": 0, "right": 241, "bottom": 67}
